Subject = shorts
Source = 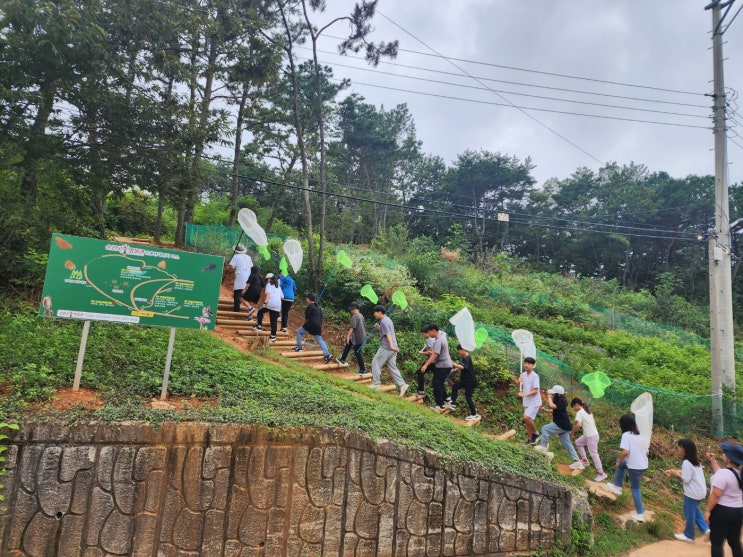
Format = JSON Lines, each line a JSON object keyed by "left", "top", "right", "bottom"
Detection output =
{"left": 523, "top": 405, "right": 541, "bottom": 420}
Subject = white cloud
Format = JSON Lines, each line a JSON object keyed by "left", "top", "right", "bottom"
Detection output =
{"left": 318, "top": 0, "right": 742, "bottom": 187}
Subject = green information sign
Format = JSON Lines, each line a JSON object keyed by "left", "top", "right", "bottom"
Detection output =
{"left": 39, "top": 234, "right": 224, "bottom": 331}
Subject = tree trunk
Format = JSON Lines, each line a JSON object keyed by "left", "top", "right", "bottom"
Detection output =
{"left": 21, "top": 79, "right": 58, "bottom": 203}
{"left": 229, "top": 89, "right": 248, "bottom": 226}
{"left": 279, "top": 3, "right": 318, "bottom": 289}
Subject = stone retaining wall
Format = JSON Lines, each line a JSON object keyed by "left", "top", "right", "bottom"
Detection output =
{"left": 0, "top": 422, "right": 584, "bottom": 556}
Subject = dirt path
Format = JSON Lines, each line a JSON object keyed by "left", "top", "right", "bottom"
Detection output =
{"left": 629, "top": 536, "right": 740, "bottom": 557}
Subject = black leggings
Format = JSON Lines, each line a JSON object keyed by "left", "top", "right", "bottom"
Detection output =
{"left": 256, "top": 308, "right": 280, "bottom": 336}
{"left": 710, "top": 504, "right": 743, "bottom": 557}
{"left": 432, "top": 367, "right": 451, "bottom": 406}
{"left": 233, "top": 289, "right": 243, "bottom": 312}
{"left": 340, "top": 343, "right": 365, "bottom": 372}
{"left": 281, "top": 299, "right": 293, "bottom": 328}
{"left": 451, "top": 379, "right": 477, "bottom": 415}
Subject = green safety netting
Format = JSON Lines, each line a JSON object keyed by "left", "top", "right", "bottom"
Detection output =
{"left": 474, "top": 320, "right": 743, "bottom": 438}
{"left": 185, "top": 223, "right": 287, "bottom": 256}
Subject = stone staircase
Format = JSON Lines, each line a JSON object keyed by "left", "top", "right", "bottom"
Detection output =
{"left": 216, "top": 294, "right": 482, "bottom": 427}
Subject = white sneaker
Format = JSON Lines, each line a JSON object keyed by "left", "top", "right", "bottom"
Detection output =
{"left": 399, "top": 384, "right": 409, "bottom": 397}
{"left": 369, "top": 384, "right": 381, "bottom": 390}
{"left": 465, "top": 414, "right": 480, "bottom": 420}
{"left": 630, "top": 513, "right": 644, "bottom": 522}
{"left": 533, "top": 445, "right": 547, "bottom": 452}
{"left": 605, "top": 483, "right": 623, "bottom": 495}
{"left": 674, "top": 533, "right": 693, "bottom": 543}
{"left": 593, "top": 472, "right": 608, "bottom": 482}
{"left": 703, "top": 530, "right": 710, "bottom": 543}
{"left": 569, "top": 460, "right": 585, "bottom": 470}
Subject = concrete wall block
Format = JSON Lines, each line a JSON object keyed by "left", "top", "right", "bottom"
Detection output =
{"left": 2, "top": 423, "right": 581, "bottom": 556}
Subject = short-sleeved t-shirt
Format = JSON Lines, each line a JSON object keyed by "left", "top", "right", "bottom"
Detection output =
{"left": 458, "top": 355, "right": 476, "bottom": 384}
{"left": 681, "top": 460, "right": 707, "bottom": 501}
{"left": 710, "top": 468, "right": 743, "bottom": 508}
{"left": 620, "top": 432, "right": 648, "bottom": 470}
{"left": 378, "top": 316, "right": 397, "bottom": 350}
{"left": 229, "top": 253, "right": 253, "bottom": 289}
{"left": 551, "top": 398, "right": 572, "bottom": 431}
{"left": 431, "top": 334, "right": 452, "bottom": 368}
{"left": 575, "top": 408, "right": 598, "bottom": 437}
{"left": 520, "top": 371, "right": 541, "bottom": 408}
{"left": 263, "top": 283, "right": 282, "bottom": 312}
{"left": 349, "top": 313, "right": 367, "bottom": 344}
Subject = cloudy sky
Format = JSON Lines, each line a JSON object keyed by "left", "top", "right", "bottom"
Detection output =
{"left": 310, "top": 0, "right": 743, "bottom": 187}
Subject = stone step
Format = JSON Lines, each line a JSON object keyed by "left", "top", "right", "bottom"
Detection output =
{"left": 280, "top": 350, "right": 325, "bottom": 359}
{"left": 405, "top": 394, "right": 424, "bottom": 405}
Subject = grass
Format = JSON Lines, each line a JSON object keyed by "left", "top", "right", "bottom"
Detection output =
{"left": 0, "top": 299, "right": 723, "bottom": 556}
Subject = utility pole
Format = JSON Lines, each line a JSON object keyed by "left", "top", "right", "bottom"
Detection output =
{"left": 705, "top": 0, "right": 736, "bottom": 436}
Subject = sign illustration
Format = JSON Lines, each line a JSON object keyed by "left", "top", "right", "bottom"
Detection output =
{"left": 39, "top": 234, "right": 223, "bottom": 330}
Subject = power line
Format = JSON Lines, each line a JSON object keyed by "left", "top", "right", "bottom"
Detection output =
{"left": 309, "top": 43, "right": 710, "bottom": 110}
{"left": 374, "top": 11, "right": 604, "bottom": 164}
{"left": 323, "top": 32, "right": 706, "bottom": 97}
{"left": 336, "top": 79, "right": 711, "bottom": 130}
{"left": 296, "top": 55, "right": 709, "bottom": 120}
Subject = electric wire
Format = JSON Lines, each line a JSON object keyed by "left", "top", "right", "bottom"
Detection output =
{"left": 335, "top": 79, "right": 711, "bottom": 130}
{"left": 323, "top": 31, "right": 706, "bottom": 97}
{"left": 375, "top": 11, "right": 604, "bottom": 164}
{"left": 303, "top": 44, "right": 710, "bottom": 109}
{"left": 295, "top": 54, "right": 709, "bottom": 120}
{"left": 2, "top": 112, "right": 711, "bottom": 239}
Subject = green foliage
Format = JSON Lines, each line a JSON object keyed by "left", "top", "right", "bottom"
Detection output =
{"left": 370, "top": 224, "right": 409, "bottom": 258}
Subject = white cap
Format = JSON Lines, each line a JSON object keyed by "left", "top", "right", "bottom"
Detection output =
{"left": 547, "top": 385, "right": 565, "bottom": 395}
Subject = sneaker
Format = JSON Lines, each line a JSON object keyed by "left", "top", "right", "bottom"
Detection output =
{"left": 582, "top": 458, "right": 590, "bottom": 466}
{"left": 399, "top": 384, "right": 409, "bottom": 397}
{"left": 252, "top": 325, "right": 262, "bottom": 331}
{"left": 533, "top": 445, "right": 548, "bottom": 453}
{"left": 605, "top": 483, "right": 623, "bottom": 495}
{"left": 417, "top": 391, "right": 425, "bottom": 396}
{"left": 465, "top": 414, "right": 480, "bottom": 421}
{"left": 569, "top": 460, "right": 585, "bottom": 470}
{"left": 269, "top": 336, "right": 277, "bottom": 341}
{"left": 446, "top": 402, "right": 456, "bottom": 410}
{"left": 528, "top": 434, "right": 542, "bottom": 446}
{"left": 703, "top": 530, "right": 710, "bottom": 543}
{"left": 323, "top": 354, "right": 332, "bottom": 364}
{"left": 356, "top": 370, "right": 367, "bottom": 375}
{"left": 630, "top": 513, "right": 644, "bottom": 522}
{"left": 430, "top": 405, "right": 446, "bottom": 410}
{"left": 674, "top": 533, "right": 693, "bottom": 543}
{"left": 369, "top": 384, "right": 381, "bottom": 390}
{"left": 445, "top": 396, "right": 452, "bottom": 403}
{"left": 593, "top": 472, "right": 608, "bottom": 482}
{"left": 280, "top": 328, "right": 287, "bottom": 333}
{"left": 292, "top": 346, "right": 303, "bottom": 352}
{"left": 246, "top": 307, "right": 255, "bottom": 318}
{"left": 335, "top": 357, "right": 346, "bottom": 365}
